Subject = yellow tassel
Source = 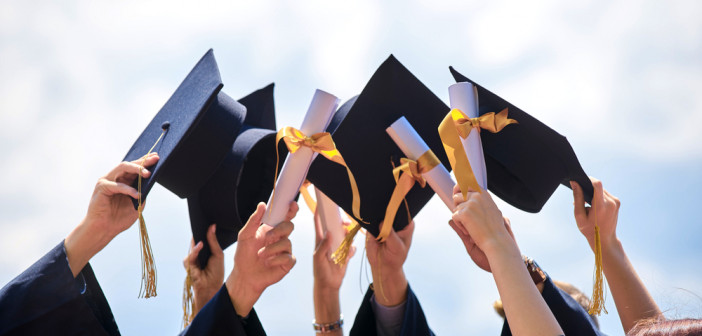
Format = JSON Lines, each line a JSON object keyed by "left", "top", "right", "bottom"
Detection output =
{"left": 137, "top": 210, "right": 157, "bottom": 298}
{"left": 136, "top": 129, "right": 165, "bottom": 299}
{"left": 182, "top": 267, "right": 195, "bottom": 328}
{"left": 331, "top": 221, "right": 361, "bottom": 266}
{"left": 588, "top": 200, "right": 607, "bottom": 315}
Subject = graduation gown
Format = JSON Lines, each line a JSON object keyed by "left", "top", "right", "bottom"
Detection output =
{"left": 350, "top": 284, "right": 434, "bottom": 336}
{"left": 501, "top": 277, "right": 603, "bottom": 336}
{"left": 180, "top": 285, "right": 265, "bottom": 336}
{"left": 0, "top": 241, "right": 120, "bottom": 336}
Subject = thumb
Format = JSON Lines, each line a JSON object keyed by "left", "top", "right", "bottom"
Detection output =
{"left": 241, "top": 202, "right": 266, "bottom": 238}
{"left": 571, "top": 181, "right": 586, "bottom": 220}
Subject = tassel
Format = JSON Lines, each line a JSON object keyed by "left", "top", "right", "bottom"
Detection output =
{"left": 588, "top": 199, "right": 607, "bottom": 315}
{"left": 137, "top": 209, "right": 157, "bottom": 298}
{"left": 135, "top": 129, "right": 166, "bottom": 299}
{"left": 331, "top": 221, "right": 360, "bottom": 266}
{"left": 182, "top": 267, "right": 195, "bottom": 328}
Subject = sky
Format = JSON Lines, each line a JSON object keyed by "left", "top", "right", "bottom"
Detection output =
{"left": 1, "top": 0, "right": 701, "bottom": 335}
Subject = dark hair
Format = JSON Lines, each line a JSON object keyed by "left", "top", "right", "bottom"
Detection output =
{"left": 627, "top": 318, "right": 702, "bottom": 336}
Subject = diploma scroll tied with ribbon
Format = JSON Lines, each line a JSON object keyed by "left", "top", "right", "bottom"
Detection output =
{"left": 263, "top": 89, "right": 340, "bottom": 227}
{"left": 381, "top": 117, "right": 456, "bottom": 242}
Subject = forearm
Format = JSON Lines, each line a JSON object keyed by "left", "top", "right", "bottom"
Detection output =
{"left": 602, "top": 238, "right": 662, "bottom": 333}
{"left": 225, "top": 267, "right": 262, "bottom": 317}
{"left": 486, "top": 241, "right": 563, "bottom": 336}
{"left": 370, "top": 267, "right": 408, "bottom": 307}
{"left": 64, "top": 218, "right": 112, "bottom": 277}
{"left": 313, "top": 286, "right": 342, "bottom": 335}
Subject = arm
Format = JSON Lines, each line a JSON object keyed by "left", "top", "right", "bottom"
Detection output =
{"left": 313, "top": 211, "right": 355, "bottom": 335}
{"left": 225, "top": 201, "right": 298, "bottom": 317}
{"left": 571, "top": 179, "right": 662, "bottom": 333}
{"left": 184, "top": 224, "right": 225, "bottom": 317}
{"left": 64, "top": 153, "right": 160, "bottom": 277}
{"left": 451, "top": 186, "right": 563, "bottom": 336}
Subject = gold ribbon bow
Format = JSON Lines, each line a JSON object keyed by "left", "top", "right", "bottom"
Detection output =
{"left": 438, "top": 108, "right": 517, "bottom": 199}
{"left": 377, "top": 150, "right": 440, "bottom": 242}
{"left": 273, "top": 126, "right": 363, "bottom": 223}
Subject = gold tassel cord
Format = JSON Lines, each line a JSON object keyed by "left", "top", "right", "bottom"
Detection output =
{"left": 588, "top": 198, "right": 608, "bottom": 315}
{"left": 331, "top": 220, "right": 360, "bottom": 266}
{"left": 182, "top": 267, "right": 195, "bottom": 328}
{"left": 136, "top": 129, "right": 165, "bottom": 299}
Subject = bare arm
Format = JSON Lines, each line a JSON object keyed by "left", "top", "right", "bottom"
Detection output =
{"left": 452, "top": 186, "right": 563, "bottom": 336}
{"left": 571, "top": 179, "right": 662, "bottom": 333}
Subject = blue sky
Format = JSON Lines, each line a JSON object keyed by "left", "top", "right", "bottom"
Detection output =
{"left": 1, "top": 1, "right": 701, "bottom": 335}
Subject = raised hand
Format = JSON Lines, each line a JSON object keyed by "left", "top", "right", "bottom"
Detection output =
{"left": 365, "top": 221, "right": 414, "bottom": 307}
{"left": 225, "top": 201, "right": 298, "bottom": 317}
{"left": 184, "top": 224, "right": 225, "bottom": 315}
{"left": 65, "top": 153, "right": 159, "bottom": 277}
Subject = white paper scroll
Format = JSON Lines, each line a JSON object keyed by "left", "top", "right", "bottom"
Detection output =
{"left": 314, "top": 187, "right": 345, "bottom": 251}
{"left": 263, "top": 90, "right": 340, "bottom": 226}
{"left": 448, "top": 83, "right": 488, "bottom": 190}
{"left": 386, "top": 117, "right": 456, "bottom": 210}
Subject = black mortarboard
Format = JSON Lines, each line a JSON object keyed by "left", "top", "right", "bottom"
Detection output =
{"left": 449, "top": 66, "right": 593, "bottom": 212}
{"left": 123, "top": 49, "right": 246, "bottom": 205}
{"left": 187, "top": 84, "right": 287, "bottom": 268}
{"left": 307, "top": 55, "right": 451, "bottom": 238}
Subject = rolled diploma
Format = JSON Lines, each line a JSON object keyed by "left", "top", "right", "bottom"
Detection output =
{"left": 386, "top": 117, "right": 455, "bottom": 210}
{"left": 448, "top": 83, "right": 488, "bottom": 190}
{"left": 263, "top": 89, "right": 340, "bottom": 226}
{"left": 314, "top": 187, "right": 345, "bottom": 251}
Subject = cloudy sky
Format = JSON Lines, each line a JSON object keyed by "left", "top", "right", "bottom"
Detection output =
{"left": 1, "top": 0, "right": 701, "bottom": 335}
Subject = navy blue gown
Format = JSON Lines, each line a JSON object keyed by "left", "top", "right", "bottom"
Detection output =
{"left": 501, "top": 277, "right": 604, "bottom": 336}
{"left": 180, "top": 285, "right": 266, "bottom": 336}
{"left": 350, "top": 284, "right": 434, "bottom": 336}
{"left": 0, "top": 241, "right": 120, "bottom": 336}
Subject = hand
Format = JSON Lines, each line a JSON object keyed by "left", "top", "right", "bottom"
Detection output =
{"left": 365, "top": 221, "right": 413, "bottom": 307}
{"left": 184, "top": 224, "right": 225, "bottom": 315}
{"left": 65, "top": 153, "right": 160, "bottom": 277}
{"left": 449, "top": 216, "right": 515, "bottom": 273}
{"left": 571, "top": 178, "right": 620, "bottom": 252}
{"left": 226, "top": 201, "right": 298, "bottom": 317}
{"left": 313, "top": 213, "right": 356, "bottom": 292}
{"left": 451, "top": 184, "right": 517, "bottom": 258}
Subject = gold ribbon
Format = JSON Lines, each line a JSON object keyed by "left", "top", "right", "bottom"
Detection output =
{"left": 273, "top": 126, "right": 364, "bottom": 223}
{"left": 377, "top": 150, "right": 440, "bottom": 242}
{"left": 438, "top": 108, "right": 517, "bottom": 199}
{"left": 299, "top": 180, "right": 317, "bottom": 213}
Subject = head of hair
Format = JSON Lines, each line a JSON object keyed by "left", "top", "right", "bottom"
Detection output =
{"left": 493, "top": 280, "right": 599, "bottom": 329}
{"left": 627, "top": 318, "right": 702, "bottom": 336}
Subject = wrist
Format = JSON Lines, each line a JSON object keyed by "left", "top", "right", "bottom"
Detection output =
{"left": 226, "top": 267, "right": 262, "bottom": 317}
{"left": 370, "top": 268, "right": 408, "bottom": 307}
{"left": 64, "top": 218, "right": 112, "bottom": 277}
{"left": 313, "top": 287, "right": 340, "bottom": 324}
{"left": 481, "top": 234, "right": 521, "bottom": 261}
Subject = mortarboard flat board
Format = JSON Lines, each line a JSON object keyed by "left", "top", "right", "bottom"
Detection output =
{"left": 123, "top": 49, "right": 246, "bottom": 206}
{"left": 307, "top": 55, "right": 451, "bottom": 238}
{"left": 187, "top": 83, "right": 287, "bottom": 268}
{"left": 449, "top": 66, "right": 594, "bottom": 212}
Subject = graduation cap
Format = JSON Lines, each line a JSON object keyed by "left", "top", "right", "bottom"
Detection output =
{"left": 307, "top": 55, "right": 451, "bottom": 238}
{"left": 448, "top": 66, "right": 594, "bottom": 212}
{"left": 123, "top": 49, "right": 246, "bottom": 203}
{"left": 121, "top": 49, "right": 246, "bottom": 298}
{"left": 448, "top": 67, "right": 605, "bottom": 315}
{"left": 187, "top": 83, "right": 287, "bottom": 268}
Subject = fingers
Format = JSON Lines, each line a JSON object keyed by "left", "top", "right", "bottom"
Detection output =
{"left": 285, "top": 201, "right": 299, "bottom": 222}
{"left": 448, "top": 219, "right": 470, "bottom": 240}
{"left": 453, "top": 184, "right": 461, "bottom": 195}
{"left": 313, "top": 211, "right": 324, "bottom": 246}
{"left": 206, "top": 224, "right": 223, "bottom": 258}
{"left": 452, "top": 192, "right": 466, "bottom": 208}
{"left": 590, "top": 177, "right": 605, "bottom": 211}
{"left": 185, "top": 241, "right": 204, "bottom": 269}
{"left": 240, "top": 202, "right": 266, "bottom": 239}
{"left": 259, "top": 238, "right": 293, "bottom": 259}
{"left": 107, "top": 154, "right": 158, "bottom": 181}
{"left": 395, "top": 220, "right": 415, "bottom": 247}
{"left": 265, "top": 220, "right": 294, "bottom": 246}
{"left": 313, "top": 232, "right": 331, "bottom": 256}
{"left": 97, "top": 179, "right": 139, "bottom": 199}
{"left": 265, "top": 253, "right": 297, "bottom": 271}
{"left": 570, "top": 181, "right": 586, "bottom": 220}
